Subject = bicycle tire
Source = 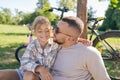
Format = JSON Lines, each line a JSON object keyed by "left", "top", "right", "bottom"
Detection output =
{"left": 93, "top": 30, "right": 120, "bottom": 79}
{"left": 15, "top": 45, "right": 27, "bottom": 63}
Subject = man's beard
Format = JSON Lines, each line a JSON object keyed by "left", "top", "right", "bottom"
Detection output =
{"left": 53, "top": 39, "right": 63, "bottom": 45}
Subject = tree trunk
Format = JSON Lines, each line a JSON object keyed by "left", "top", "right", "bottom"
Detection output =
{"left": 77, "top": 0, "right": 87, "bottom": 39}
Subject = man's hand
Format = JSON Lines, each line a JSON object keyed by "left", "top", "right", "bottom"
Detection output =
{"left": 78, "top": 38, "right": 92, "bottom": 46}
{"left": 35, "top": 66, "right": 52, "bottom": 80}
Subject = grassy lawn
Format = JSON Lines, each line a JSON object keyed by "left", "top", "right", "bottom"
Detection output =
{"left": 0, "top": 24, "right": 29, "bottom": 69}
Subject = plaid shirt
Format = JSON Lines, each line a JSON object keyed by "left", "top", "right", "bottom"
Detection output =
{"left": 19, "top": 39, "right": 59, "bottom": 74}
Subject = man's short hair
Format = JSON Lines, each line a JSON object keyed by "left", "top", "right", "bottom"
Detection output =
{"left": 61, "top": 16, "right": 84, "bottom": 35}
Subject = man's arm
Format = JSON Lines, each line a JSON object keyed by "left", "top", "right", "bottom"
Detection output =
{"left": 86, "top": 47, "right": 111, "bottom": 80}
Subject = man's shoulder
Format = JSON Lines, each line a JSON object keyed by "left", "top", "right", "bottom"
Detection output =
{"left": 76, "top": 43, "right": 93, "bottom": 49}
{"left": 77, "top": 43, "right": 101, "bottom": 56}
{"left": 85, "top": 46, "right": 102, "bottom": 58}
{"left": 77, "top": 43, "right": 97, "bottom": 50}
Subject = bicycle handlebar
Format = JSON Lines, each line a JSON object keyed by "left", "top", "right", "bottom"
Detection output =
{"left": 46, "top": 7, "right": 69, "bottom": 20}
{"left": 88, "top": 17, "right": 105, "bottom": 22}
{"left": 88, "top": 17, "right": 105, "bottom": 31}
{"left": 47, "top": 7, "right": 69, "bottom": 12}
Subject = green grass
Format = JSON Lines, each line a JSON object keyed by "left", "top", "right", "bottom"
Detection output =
{"left": 0, "top": 24, "right": 29, "bottom": 69}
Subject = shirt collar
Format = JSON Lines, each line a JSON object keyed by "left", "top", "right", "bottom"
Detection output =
{"left": 35, "top": 39, "right": 53, "bottom": 53}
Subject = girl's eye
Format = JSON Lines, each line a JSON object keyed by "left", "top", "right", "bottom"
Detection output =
{"left": 46, "top": 30, "right": 50, "bottom": 32}
{"left": 38, "top": 31, "right": 42, "bottom": 33}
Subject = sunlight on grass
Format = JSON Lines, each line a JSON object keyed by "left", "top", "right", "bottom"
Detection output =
{"left": 0, "top": 24, "right": 29, "bottom": 69}
{"left": 0, "top": 58, "right": 16, "bottom": 64}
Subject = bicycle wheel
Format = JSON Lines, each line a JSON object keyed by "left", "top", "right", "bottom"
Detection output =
{"left": 93, "top": 30, "right": 120, "bottom": 79}
{"left": 15, "top": 45, "right": 27, "bottom": 63}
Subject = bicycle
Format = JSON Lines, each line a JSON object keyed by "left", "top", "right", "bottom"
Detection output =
{"left": 88, "top": 17, "right": 120, "bottom": 80}
{"left": 15, "top": 7, "right": 69, "bottom": 62}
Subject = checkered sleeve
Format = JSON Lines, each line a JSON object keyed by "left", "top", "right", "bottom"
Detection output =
{"left": 20, "top": 42, "right": 39, "bottom": 73}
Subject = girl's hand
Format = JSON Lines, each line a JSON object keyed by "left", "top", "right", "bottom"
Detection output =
{"left": 35, "top": 66, "right": 52, "bottom": 80}
{"left": 78, "top": 38, "right": 92, "bottom": 46}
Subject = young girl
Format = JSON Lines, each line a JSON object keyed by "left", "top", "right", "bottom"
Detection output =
{"left": 18, "top": 16, "right": 58, "bottom": 80}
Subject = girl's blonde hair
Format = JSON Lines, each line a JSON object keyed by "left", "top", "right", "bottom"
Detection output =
{"left": 32, "top": 16, "right": 51, "bottom": 30}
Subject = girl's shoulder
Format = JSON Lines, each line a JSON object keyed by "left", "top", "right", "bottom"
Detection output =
{"left": 27, "top": 39, "right": 38, "bottom": 49}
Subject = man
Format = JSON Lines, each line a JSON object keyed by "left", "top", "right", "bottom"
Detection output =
{"left": 51, "top": 16, "right": 111, "bottom": 80}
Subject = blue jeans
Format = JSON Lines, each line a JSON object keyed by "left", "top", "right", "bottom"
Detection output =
{"left": 16, "top": 69, "right": 23, "bottom": 80}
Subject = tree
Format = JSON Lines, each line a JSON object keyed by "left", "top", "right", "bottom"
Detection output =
{"left": 77, "top": 0, "right": 87, "bottom": 39}
{"left": 57, "top": 0, "right": 77, "bottom": 10}
{"left": 20, "top": 1, "right": 59, "bottom": 26}
{"left": 1, "top": 8, "right": 12, "bottom": 24}
{"left": 37, "top": 0, "right": 49, "bottom": 8}
{"left": 99, "top": 0, "right": 120, "bottom": 30}
{"left": 0, "top": 12, "right": 6, "bottom": 24}
{"left": 12, "top": 9, "right": 25, "bottom": 25}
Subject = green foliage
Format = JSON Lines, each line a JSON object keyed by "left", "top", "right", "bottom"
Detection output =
{"left": 99, "top": 0, "right": 120, "bottom": 31}
{"left": 0, "top": 12, "right": 6, "bottom": 24}
{"left": 110, "top": 0, "right": 119, "bottom": 8}
{"left": 57, "top": 0, "right": 77, "bottom": 10}
{"left": 0, "top": 8, "right": 12, "bottom": 24}
{"left": 0, "top": 8, "right": 26, "bottom": 25}
{"left": 19, "top": 1, "right": 59, "bottom": 28}
{"left": 19, "top": 13, "right": 32, "bottom": 24}
{"left": 37, "top": 0, "right": 49, "bottom": 8}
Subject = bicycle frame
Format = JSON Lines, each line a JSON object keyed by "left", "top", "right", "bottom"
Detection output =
{"left": 23, "top": 32, "right": 33, "bottom": 46}
{"left": 88, "top": 17, "right": 120, "bottom": 60}
{"left": 88, "top": 17, "right": 104, "bottom": 42}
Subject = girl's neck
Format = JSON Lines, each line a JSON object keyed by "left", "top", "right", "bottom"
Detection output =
{"left": 39, "top": 41, "right": 48, "bottom": 49}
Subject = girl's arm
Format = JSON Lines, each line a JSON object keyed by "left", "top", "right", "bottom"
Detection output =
{"left": 78, "top": 38, "right": 92, "bottom": 46}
